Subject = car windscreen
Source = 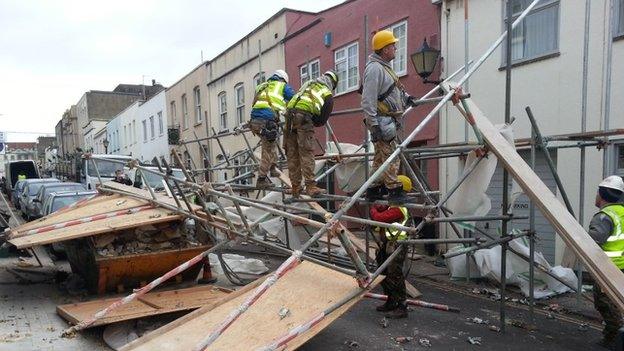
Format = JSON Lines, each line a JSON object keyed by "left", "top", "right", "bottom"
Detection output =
{"left": 28, "top": 181, "right": 57, "bottom": 196}
{"left": 42, "top": 185, "right": 85, "bottom": 200}
{"left": 142, "top": 170, "right": 185, "bottom": 189}
{"left": 51, "top": 195, "right": 90, "bottom": 212}
{"left": 88, "top": 159, "right": 126, "bottom": 177}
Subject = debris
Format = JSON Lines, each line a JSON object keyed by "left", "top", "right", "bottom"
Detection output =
{"left": 116, "top": 200, "right": 127, "bottom": 206}
{"left": 380, "top": 317, "right": 388, "bottom": 328}
{"left": 578, "top": 323, "right": 588, "bottom": 331}
{"left": 467, "top": 317, "right": 489, "bottom": 325}
{"left": 395, "top": 336, "right": 413, "bottom": 343}
{"left": 543, "top": 303, "right": 566, "bottom": 313}
{"left": 418, "top": 338, "right": 431, "bottom": 347}
{"left": 546, "top": 312, "right": 555, "bottom": 319}
{"left": 467, "top": 336, "right": 482, "bottom": 345}
{"left": 344, "top": 340, "right": 359, "bottom": 348}
{"left": 509, "top": 319, "right": 537, "bottom": 331}
{"left": 488, "top": 325, "right": 501, "bottom": 332}
{"left": 278, "top": 307, "right": 290, "bottom": 320}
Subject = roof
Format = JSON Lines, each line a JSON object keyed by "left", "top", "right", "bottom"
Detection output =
{"left": 6, "top": 142, "right": 36, "bottom": 150}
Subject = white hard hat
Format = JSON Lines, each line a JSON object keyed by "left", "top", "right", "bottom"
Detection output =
{"left": 273, "top": 69, "right": 289, "bottom": 83}
{"left": 599, "top": 175, "right": 624, "bottom": 192}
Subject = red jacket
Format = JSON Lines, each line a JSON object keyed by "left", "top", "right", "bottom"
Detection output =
{"left": 370, "top": 205, "right": 404, "bottom": 224}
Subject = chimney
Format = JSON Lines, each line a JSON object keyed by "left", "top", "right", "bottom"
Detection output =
{"left": 152, "top": 79, "right": 156, "bottom": 86}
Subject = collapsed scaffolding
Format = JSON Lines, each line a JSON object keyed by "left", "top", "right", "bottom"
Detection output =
{"left": 31, "top": 0, "right": 624, "bottom": 349}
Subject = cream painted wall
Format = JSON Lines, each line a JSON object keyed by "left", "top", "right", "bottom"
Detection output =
{"left": 440, "top": 0, "right": 624, "bottom": 264}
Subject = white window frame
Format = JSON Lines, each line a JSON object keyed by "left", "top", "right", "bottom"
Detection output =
{"left": 132, "top": 120, "right": 136, "bottom": 144}
{"left": 170, "top": 101, "right": 177, "bottom": 126}
{"left": 181, "top": 94, "right": 189, "bottom": 129}
{"left": 149, "top": 116, "right": 155, "bottom": 140}
{"left": 334, "top": 42, "right": 359, "bottom": 95}
{"left": 385, "top": 20, "right": 408, "bottom": 76}
{"left": 235, "top": 83, "right": 245, "bottom": 126}
{"left": 193, "top": 86, "right": 202, "bottom": 123}
{"left": 142, "top": 120, "right": 147, "bottom": 143}
{"left": 158, "top": 111, "right": 164, "bottom": 135}
{"left": 218, "top": 92, "right": 228, "bottom": 130}
{"left": 123, "top": 125, "right": 127, "bottom": 149}
{"left": 616, "top": 0, "right": 624, "bottom": 38}
{"left": 299, "top": 59, "right": 321, "bottom": 86}
{"left": 502, "top": 0, "right": 560, "bottom": 65}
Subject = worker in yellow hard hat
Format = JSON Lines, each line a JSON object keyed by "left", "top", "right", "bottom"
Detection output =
{"left": 362, "top": 31, "right": 418, "bottom": 204}
{"left": 369, "top": 174, "right": 412, "bottom": 319}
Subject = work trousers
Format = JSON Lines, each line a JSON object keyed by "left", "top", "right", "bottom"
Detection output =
{"left": 371, "top": 140, "right": 402, "bottom": 190}
{"left": 594, "top": 274, "right": 624, "bottom": 342}
{"left": 375, "top": 239, "right": 407, "bottom": 306}
{"left": 249, "top": 119, "right": 278, "bottom": 177}
{"left": 284, "top": 110, "right": 316, "bottom": 188}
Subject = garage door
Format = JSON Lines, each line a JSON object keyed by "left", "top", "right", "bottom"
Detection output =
{"left": 476, "top": 150, "right": 558, "bottom": 264}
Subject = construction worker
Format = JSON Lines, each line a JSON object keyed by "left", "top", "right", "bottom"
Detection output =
{"left": 362, "top": 30, "right": 417, "bottom": 204}
{"left": 589, "top": 175, "right": 624, "bottom": 349}
{"left": 284, "top": 71, "right": 338, "bottom": 197}
{"left": 249, "top": 69, "right": 295, "bottom": 188}
{"left": 17, "top": 172, "right": 26, "bottom": 181}
{"left": 370, "top": 175, "right": 412, "bottom": 319}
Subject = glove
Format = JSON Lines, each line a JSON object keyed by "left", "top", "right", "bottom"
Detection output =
{"left": 407, "top": 95, "right": 418, "bottom": 107}
{"left": 370, "top": 125, "right": 382, "bottom": 142}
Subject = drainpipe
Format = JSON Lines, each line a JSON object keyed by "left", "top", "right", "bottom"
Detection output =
{"left": 602, "top": 0, "right": 615, "bottom": 177}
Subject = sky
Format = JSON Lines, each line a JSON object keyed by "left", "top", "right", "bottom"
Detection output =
{"left": 0, "top": 0, "right": 343, "bottom": 142}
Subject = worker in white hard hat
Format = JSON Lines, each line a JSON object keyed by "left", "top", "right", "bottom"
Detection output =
{"left": 589, "top": 175, "right": 624, "bottom": 348}
{"left": 249, "top": 69, "right": 296, "bottom": 188}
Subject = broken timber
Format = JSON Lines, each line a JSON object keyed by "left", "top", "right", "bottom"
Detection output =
{"left": 443, "top": 81, "right": 624, "bottom": 311}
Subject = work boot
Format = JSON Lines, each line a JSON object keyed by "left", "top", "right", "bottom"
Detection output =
{"left": 376, "top": 301, "right": 398, "bottom": 312}
{"left": 269, "top": 166, "right": 281, "bottom": 178}
{"left": 255, "top": 176, "right": 271, "bottom": 189}
{"left": 384, "top": 303, "right": 408, "bottom": 319}
{"left": 286, "top": 185, "right": 301, "bottom": 198}
{"left": 387, "top": 187, "right": 409, "bottom": 205}
{"left": 366, "top": 185, "right": 385, "bottom": 202}
{"left": 305, "top": 184, "right": 326, "bottom": 197}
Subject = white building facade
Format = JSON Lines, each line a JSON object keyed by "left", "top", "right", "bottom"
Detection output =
{"left": 439, "top": 0, "right": 624, "bottom": 264}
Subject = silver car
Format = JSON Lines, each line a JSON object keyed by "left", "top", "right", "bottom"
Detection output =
{"left": 19, "top": 178, "right": 60, "bottom": 215}
{"left": 41, "top": 190, "right": 97, "bottom": 217}
{"left": 25, "top": 182, "right": 85, "bottom": 220}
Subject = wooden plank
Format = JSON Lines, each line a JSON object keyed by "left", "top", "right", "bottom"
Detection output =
{"left": 9, "top": 208, "right": 181, "bottom": 248}
{"left": 101, "top": 181, "right": 201, "bottom": 211}
{"left": 122, "top": 261, "right": 380, "bottom": 351}
{"left": 276, "top": 172, "right": 421, "bottom": 298}
{"left": 57, "top": 285, "right": 232, "bottom": 328}
{"left": 448, "top": 84, "right": 624, "bottom": 311}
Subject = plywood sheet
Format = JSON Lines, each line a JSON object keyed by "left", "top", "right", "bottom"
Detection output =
{"left": 101, "top": 181, "right": 201, "bottom": 211}
{"left": 9, "top": 208, "right": 180, "bottom": 248}
{"left": 57, "top": 285, "right": 232, "bottom": 327}
{"left": 445, "top": 82, "right": 624, "bottom": 310}
{"left": 122, "top": 261, "right": 379, "bottom": 351}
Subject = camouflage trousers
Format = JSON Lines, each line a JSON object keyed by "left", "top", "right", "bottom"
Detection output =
{"left": 249, "top": 119, "right": 278, "bottom": 177}
{"left": 371, "top": 140, "right": 402, "bottom": 190}
{"left": 284, "top": 110, "right": 316, "bottom": 188}
{"left": 594, "top": 275, "right": 624, "bottom": 341}
{"left": 375, "top": 239, "right": 406, "bottom": 306}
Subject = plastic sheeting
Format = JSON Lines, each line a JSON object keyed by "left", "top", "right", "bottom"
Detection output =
{"left": 208, "top": 253, "right": 269, "bottom": 275}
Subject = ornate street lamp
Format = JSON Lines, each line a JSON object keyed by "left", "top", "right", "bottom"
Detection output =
{"left": 410, "top": 38, "right": 441, "bottom": 84}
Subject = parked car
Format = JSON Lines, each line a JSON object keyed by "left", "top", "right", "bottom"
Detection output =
{"left": 41, "top": 190, "right": 97, "bottom": 217}
{"left": 18, "top": 178, "right": 60, "bottom": 213}
{"left": 129, "top": 167, "right": 185, "bottom": 191}
{"left": 11, "top": 180, "right": 28, "bottom": 209}
{"left": 4, "top": 160, "right": 39, "bottom": 194}
{"left": 24, "top": 182, "right": 85, "bottom": 220}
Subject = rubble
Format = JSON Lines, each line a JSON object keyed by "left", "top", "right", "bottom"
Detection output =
{"left": 467, "top": 336, "right": 482, "bottom": 345}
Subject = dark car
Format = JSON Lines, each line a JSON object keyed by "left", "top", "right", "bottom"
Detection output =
{"left": 19, "top": 178, "right": 60, "bottom": 214}
{"left": 11, "top": 180, "right": 28, "bottom": 209}
{"left": 24, "top": 182, "right": 85, "bottom": 220}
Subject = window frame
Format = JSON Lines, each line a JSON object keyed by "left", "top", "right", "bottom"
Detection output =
{"left": 193, "top": 86, "right": 202, "bottom": 124}
{"left": 501, "top": 0, "right": 560, "bottom": 66}
{"left": 384, "top": 20, "right": 408, "bottom": 76}
{"left": 334, "top": 41, "right": 360, "bottom": 95}
{"left": 181, "top": 94, "right": 189, "bottom": 130}
{"left": 235, "top": 83, "right": 245, "bottom": 126}
{"left": 149, "top": 116, "right": 155, "bottom": 140}
{"left": 218, "top": 91, "right": 228, "bottom": 130}
{"left": 142, "top": 120, "right": 148, "bottom": 143}
{"left": 253, "top": 72, "right": 266, "bottom": 86}
{"left": 616, "top": 0, "right": 624, "bottom": 39}
{"left": 170, "top": 101, "right": 177, "bottom": 127}
{"left": 299, "top": 58, "right": 321, "bottom": 86}
{"left": 157, "top": 111, "right": 164, "bottom": 136}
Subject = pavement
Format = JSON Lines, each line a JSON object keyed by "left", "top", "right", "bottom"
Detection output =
{"left": 0, "top": 190, "right": 610, "bottom": 350}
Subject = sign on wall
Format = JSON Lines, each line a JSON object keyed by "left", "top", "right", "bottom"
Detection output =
{"left": 0, "top": 131, "right": 5, "bottom": 155}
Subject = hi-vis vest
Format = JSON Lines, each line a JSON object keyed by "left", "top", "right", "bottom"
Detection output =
{"left": 253, "top": 80, "right": 287, "bottom": 113}
{"left": 599, "top": 204, "right": 624, "bottom": 269}
{"left": 287, "top": 81, "right": 332, "bottom": 116}
{"left": 374, "top": 206, "right": 410, "bottom": 241}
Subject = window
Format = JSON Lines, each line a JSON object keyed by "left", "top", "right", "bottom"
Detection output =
{"left": 193, "top": 86, "right": 202, "bottom": 123}
{"left": 386, "top": 21, "right": 407, "bottom": 75}
{"left": 299, "top": 59, "right": 320, "bottom": 86}
{"left": 616, "top": 0, "right": 624, "bottom": 38}
{"left": 142, "top": 120, "right": 147, "bottom": 142}
{"left": 253, "top": 72, "right": 266, "bottom": 86}
{"left": 218, "top": 92, "right": 228, "bottom": 130}
{"left": 123, "top": 125, "right": 127, "bottom": 149}
{"left": 132, "top": 120, "right": 136, "bottom": 144}
{"left": 181, "top": 94, "right": 189, "bottom": 129}
{"left": 235, "top": 84, "right": 245, "bottom": 126}
{"left": 334, "top": 42, "right": 359, "bottom": 94}
{"left": 158, "top": 111, "right": 164, "bottom": 135}
{"left": 149, "top": 116, "right": 155, "bottom": 139}
{"left": 503, "top": 0, "right": 559, "bottom": 65}
{"left": 170, "top": 101, "right": 177, "bottom": 126}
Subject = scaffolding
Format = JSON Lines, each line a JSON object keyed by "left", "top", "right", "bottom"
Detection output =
{"left": 56, "top": 0, "right": 624, "bottom": 348}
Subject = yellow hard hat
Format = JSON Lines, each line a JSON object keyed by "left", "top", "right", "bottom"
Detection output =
{"left": 397, "top": 175, "right": 412, "bottom": 192}
{"left": 372, "top": 30, "right": 398, "bottom": 51}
